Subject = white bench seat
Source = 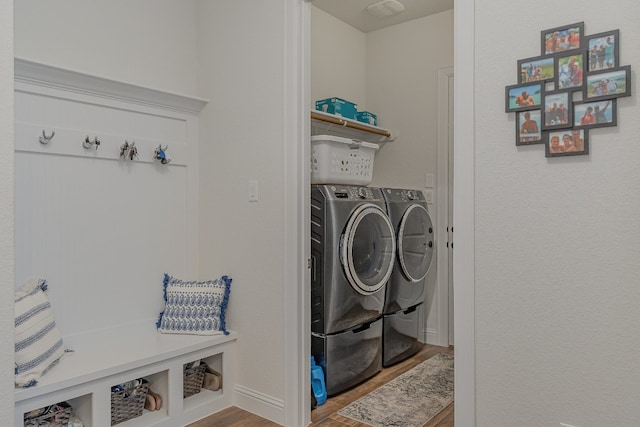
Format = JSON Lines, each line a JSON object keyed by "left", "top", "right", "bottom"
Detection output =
{"left": 15, "top": 321, "right": 237, "bottom": 427}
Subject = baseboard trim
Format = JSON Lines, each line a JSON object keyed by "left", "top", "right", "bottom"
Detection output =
{"left": 424, "top": 327, "right": 439, "bottom": 344}
{"left": 234, "top": 384, "right": 285, "bottom": 425}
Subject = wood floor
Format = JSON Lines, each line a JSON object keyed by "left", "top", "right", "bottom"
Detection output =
{"left": 189, "top": 344, "right": 454, "bottom": 427}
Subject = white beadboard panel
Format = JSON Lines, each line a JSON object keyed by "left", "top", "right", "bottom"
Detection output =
{"left": 15, "top": 151, "right": 189, "bottom": 336}
{"left": 14, "top": 67, "right": 205, "bottom": 338}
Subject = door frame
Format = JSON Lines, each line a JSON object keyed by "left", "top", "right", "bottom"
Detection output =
{"left": 453, "top": 0, "right": 476, "bottom": 425}
{"left": 283, "top": 1, "right": 310, "bottom": 426}
{"left": 435, "top": 66, "right": 454, "bottom": 348}
{"left": 284, "top": 1, "right": 476, "bottom": 425}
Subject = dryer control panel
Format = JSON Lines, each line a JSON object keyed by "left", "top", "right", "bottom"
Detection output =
{"left": 383, "top": 188, "right": 426, "bottom": 203}
{"left": 328, "top": 185, "right": 384, "bottom": 201}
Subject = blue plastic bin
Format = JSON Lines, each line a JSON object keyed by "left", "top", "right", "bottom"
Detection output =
{"left": 311, "top": 356, "right": 327, "bottom": 405}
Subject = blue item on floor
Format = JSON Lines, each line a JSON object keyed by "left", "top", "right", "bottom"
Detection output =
{"left": 311, "top": 356, "right": 327, "bottom": 405}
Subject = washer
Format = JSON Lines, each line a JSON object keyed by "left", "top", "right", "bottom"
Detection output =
{"left": 381, "top": 188, "right": 434, "bottom": 367}
{"left": 311, "top": 184, "right": 396, "bottom": 395}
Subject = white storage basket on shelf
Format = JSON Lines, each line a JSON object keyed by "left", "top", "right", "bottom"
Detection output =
{"left": 311, "top": 135, "right": 379, "bottom": 186}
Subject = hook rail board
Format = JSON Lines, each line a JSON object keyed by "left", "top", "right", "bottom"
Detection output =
{"left": 15, "top": 121, "right": 187, "bottom": 166}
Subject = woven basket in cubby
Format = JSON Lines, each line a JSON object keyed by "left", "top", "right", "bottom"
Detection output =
{"left": 183, "top": 363, "right": 206, "bottom": 398}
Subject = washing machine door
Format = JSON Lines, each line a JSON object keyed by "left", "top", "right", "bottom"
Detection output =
{"left": 341, "top": 203, "right": 396, "bottom": 295}
{"left": 397, "top": 204, "right": 434, "bottom": 282}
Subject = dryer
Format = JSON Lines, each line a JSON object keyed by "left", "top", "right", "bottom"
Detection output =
{"left": 381, "top": 188, "right": 434, "bottom": 366}
{"left": 311, "top": 184, "right": 396, "bottom": 395}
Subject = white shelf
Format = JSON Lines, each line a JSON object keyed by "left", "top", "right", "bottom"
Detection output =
{"left": 310, "top": 110, "right": 396, "bottom": 143}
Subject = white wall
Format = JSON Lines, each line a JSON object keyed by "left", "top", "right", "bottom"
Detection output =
{"left": 196, "top": 0, "right": 286, "bottom": 413}
{"left": 14, "top": 0, "right": 198, "bottom": 96}
{"left": 367, "top": 10, "right": 453, "bottom": 190}
{"left": 473, "top": 2, "right": 640, "bottom": 426}
{"left": 0, "top": 0, "right": 14, "bottom": 421}
{"left": 311, "top": 5, "right": 367, "bottom": 109}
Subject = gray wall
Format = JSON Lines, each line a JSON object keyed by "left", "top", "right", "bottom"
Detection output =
{"left": 473, "top": 1, "right": 640, "bottom": 425}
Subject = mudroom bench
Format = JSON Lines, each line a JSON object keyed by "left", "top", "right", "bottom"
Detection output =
{"left": 15, "top": 322, "right": 237, "bottom": 427}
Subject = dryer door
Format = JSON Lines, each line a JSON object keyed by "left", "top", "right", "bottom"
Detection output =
{"left": 341, "top": 203, "right": 396, "bottom": 295}
{"left": 397, "top": 204, "right": 434, "bottom": 282}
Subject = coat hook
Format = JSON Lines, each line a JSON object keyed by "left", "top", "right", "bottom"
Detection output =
{"left": 120, "top": 141, "right": 130, "bottom": 158}
{"left": 129, "top": 142, "right": 138, "bottom": 160}
{"left": 82, "top": 136, "right": 101, "bottom": 150}
{"left": 39, "top": 130, "right": 55, "bottom": 144}
{"left": 120, "top": 141, "right": 138, "bottom": 160}
{"left": 153, "top": 145, "right": 171, "bottom": 165}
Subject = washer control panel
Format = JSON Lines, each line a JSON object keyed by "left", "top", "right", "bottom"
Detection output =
{"left": 329, "top": 185, "right": 383, "bottom": 201}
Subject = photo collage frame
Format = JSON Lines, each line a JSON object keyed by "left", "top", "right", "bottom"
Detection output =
{"left": 505, "top": 22, "right": 630, "bottom": 157}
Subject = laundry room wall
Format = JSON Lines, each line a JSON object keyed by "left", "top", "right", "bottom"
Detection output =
{"left": 366, "top": 10, "right": 453, "bottom": 190}
{"left": 14, "top": 0, "right": 199, "bottom": 96}
{"left": 0, "top": 0, "right": 14, "bottom": 420}
{"left": 311, "top": 5, "right": 367, "bottom": 110}
{"left": 472, "top": 1, "right": 640, "bottom": 425}
{"left": 195, "top": 0, "right": 287, "bottom": 412}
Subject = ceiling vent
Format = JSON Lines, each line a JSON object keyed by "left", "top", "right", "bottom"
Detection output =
{"left": 366, "top": 0, "right": 406, "bottom": 17}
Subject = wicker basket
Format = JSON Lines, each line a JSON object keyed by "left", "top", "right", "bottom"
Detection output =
{"left": 110, "top": 379, "right": 149, "bottom": 426}
{"left": 183, "top": 363, "right": 206, "bottom": 398}
{"left": 24, "top": 401, "right": 72, "bottom": 427}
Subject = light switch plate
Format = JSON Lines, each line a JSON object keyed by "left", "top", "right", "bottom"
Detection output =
{"left": 424, "top": 189, "right": 433, "bottom": 203}
{"left": 425, "top": 173, "right": 434, "bottom": 188}
{"left": 249, "top": 180, "right": 258, "bottom": 202}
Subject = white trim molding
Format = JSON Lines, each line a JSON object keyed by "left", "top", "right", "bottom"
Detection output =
{"left": 14, "top": 58, "right": 208, "bottom": 115}
{"left": 234, "top": 385, "right": 285, "bottom": 425}
{"left": 434, "top": 65, "right": 454, "bottom": 348}
{"left": 284, "top": 0, "right": 311, "bottom": 426}
{"left": 454, "top": 0, "right": 476, "bottom": 425}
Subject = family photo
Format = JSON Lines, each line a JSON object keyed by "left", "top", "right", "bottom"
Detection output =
{"left": 506, "top": 83, "right": 543, "bottom": 112}
{"left": 574, "top": 100, "right": 616, "bottom": 127}
{"left": 585, "top": 66, "right": 630, "bottom": 100}
{"left": 547, "top": 128, "right": 588, "bottom": 157}
{"left": 542, "top": 22, "right": 583, "bottom": 55}
{"left": 543, "top": 92, "right": 570, "bottom": 128}
{"left": 557, "top": 53, "right": 584, "bottom": 89}
{"left": 517, "top": 110, "right": 542, "bottom": 144}
{"left": 519, "top": 56, "right": 555, "bottom": 83}
{"left": 588, "top": 30, "right": 618, "bottom": 71}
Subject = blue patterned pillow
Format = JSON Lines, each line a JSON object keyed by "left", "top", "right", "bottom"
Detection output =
{"left": 15, "top": 279, "right": 66, "bottom": 388}
{"left": 156, "top": 274, "right": 231, "bottom": 336}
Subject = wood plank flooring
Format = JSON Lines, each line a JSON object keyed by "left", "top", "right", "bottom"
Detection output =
{"left": 189, "top": 344, "right": 454, "bottom": 427}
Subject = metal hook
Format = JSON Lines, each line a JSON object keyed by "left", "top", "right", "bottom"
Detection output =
{"left": 120, "top": 141, "right": 138, "bottom": 160}
{"left": 82, "top": 136, "right": 101, "bottom": 150}
{"left": 39, "top": 130, "right": 55, "bottom": 145}
{"left": 120, "top": 141, "right": 130, "bottom": 158}
{"left": 129, "top": 142, "right": 138, "bottom": 160}
{"left": 153, "top": 144, "right": 171, "bottom": 165}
